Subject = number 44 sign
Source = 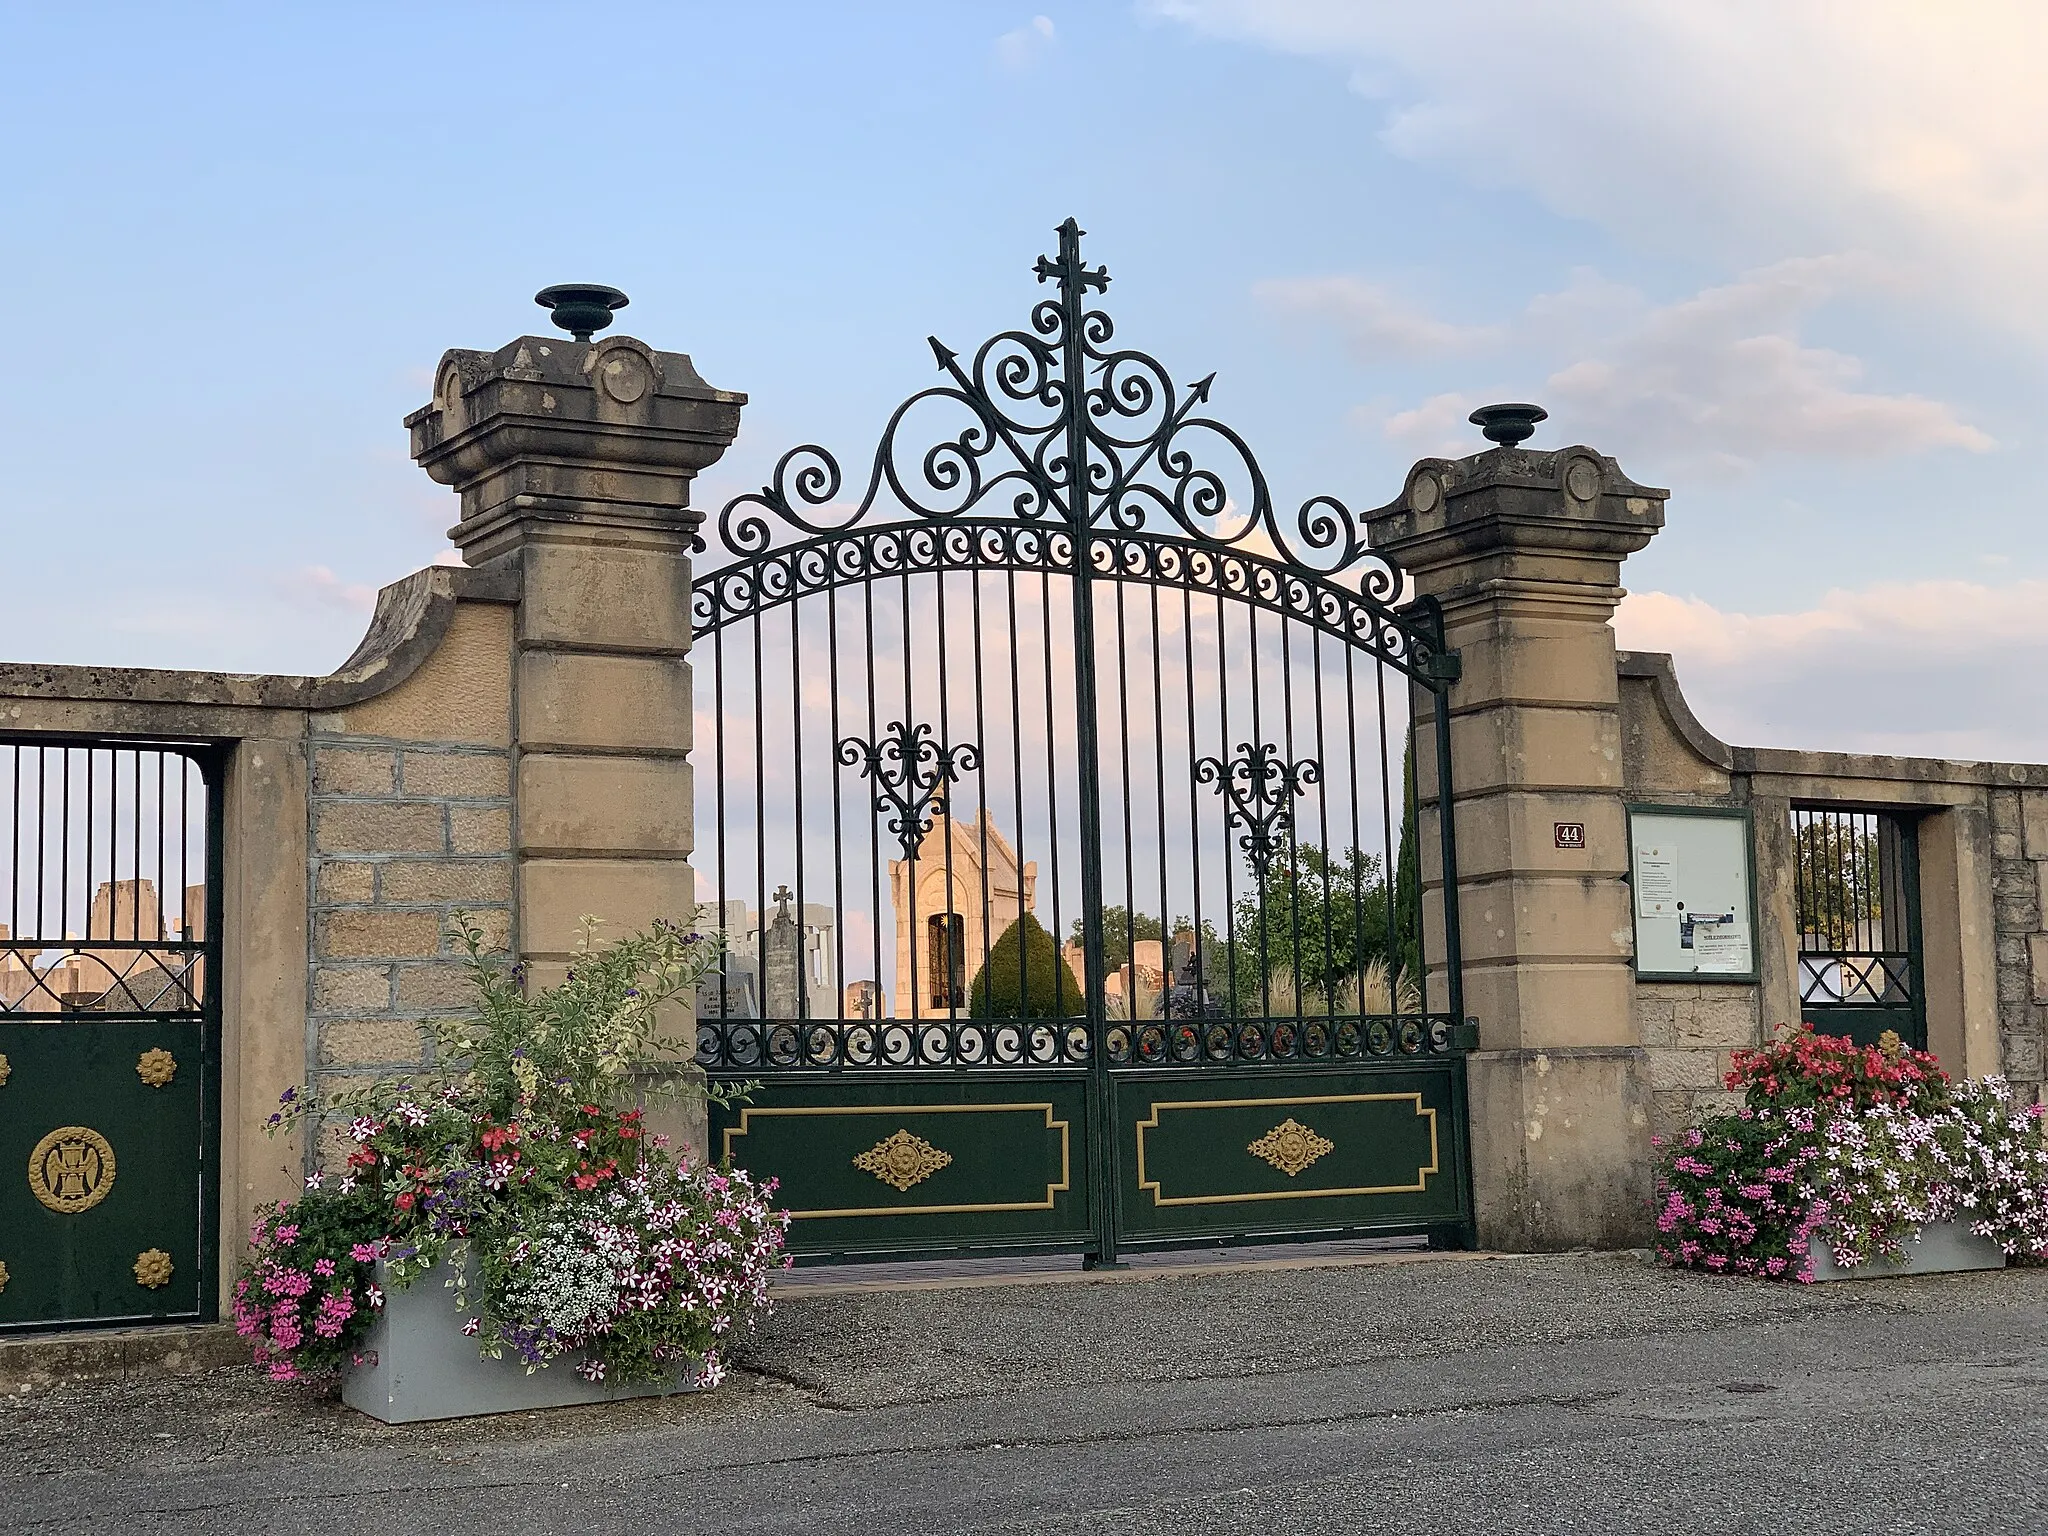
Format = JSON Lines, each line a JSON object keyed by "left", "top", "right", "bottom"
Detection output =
{"left": 1554, "top": 822, "right": 1585, "bottom": 849}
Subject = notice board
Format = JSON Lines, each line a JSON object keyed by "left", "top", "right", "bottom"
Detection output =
{"left": 1627, "top": 805, "right": 1759, "bottom": 983}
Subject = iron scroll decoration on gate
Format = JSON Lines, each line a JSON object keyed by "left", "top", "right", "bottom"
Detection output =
{"left": 694, "top": 221, "right": 1474, "bottom": 1264}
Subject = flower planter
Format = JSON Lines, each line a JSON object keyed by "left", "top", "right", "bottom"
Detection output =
{"left": 341, "top": 1255, "right": 711, "bottom": 1424}
{"left": 1805, "top": 1217, "right": 2007, "bottom": 1282}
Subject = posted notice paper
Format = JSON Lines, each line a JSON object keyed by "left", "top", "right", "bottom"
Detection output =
{"left": 1635, "top": 846, "right": 1679, "bottom": 917}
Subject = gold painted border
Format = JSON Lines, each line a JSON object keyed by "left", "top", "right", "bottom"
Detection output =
{"left": 1134, "top": 1092, "right": 1439, "bottom": 1207}
{"left": 723, "top": 1102, "right": 1072, "bottom": 1220}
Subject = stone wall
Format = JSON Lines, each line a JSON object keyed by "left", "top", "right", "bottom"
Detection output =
{"left": 1635, "top": 982, "right": 1757, "bottom": 1136}
{"left": 1621, "top": 650, "right": 2043, "bottom": 1137}
{"left": 1994, "top": 786, "right": 2046, "bottom": 1099}
{"left": 304, "top": 603, "right": 516, "bottom": 1148}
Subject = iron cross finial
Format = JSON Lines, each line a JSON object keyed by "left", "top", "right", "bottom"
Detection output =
{"left": 1034, "top": 217, "right": 1110, "bottom": 298}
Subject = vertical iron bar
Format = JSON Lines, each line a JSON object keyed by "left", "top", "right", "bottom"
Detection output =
{"left": 1181, "top": 580, "right": 1207, "bottom": 1023}
{"left": 1150, "top": 579, "right": 1171, "bottom": 1040}
{"left": 713, "top": 618, "right": 730, "bottom": 1028}
{"left": 936, "top": 563, "right": 961, "bottom": 1031}
{"left": 1428, "top": 609, "right": 1466, "bottom": 1031}
{"left": 970, "top": 565, "right": 996, "bottom": 1025}
{"left": 864, "top": 574, "right": 885, "bottom": 1024}
{"left": 1007, "top": 568, "right": 1029, "bottom": 1024}
{"left": 827, "top": 577, "right": 847, "bottom": 1027}
{"left": 1056, "top": 224, "right": 1119, "bottom": 1266}
{"left": 790, "top": 586, "right": 809, "bottom": 1024}
{"left": 1114, "top": 578, "right": 1136, "bottom": 1031}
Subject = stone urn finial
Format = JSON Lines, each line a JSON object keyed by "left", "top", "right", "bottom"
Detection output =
{"left": 534, "top": 283, "right": 630, "bottom": 342}
{"left": 1468, "top": 402, "right": 1548, "bottom": 448}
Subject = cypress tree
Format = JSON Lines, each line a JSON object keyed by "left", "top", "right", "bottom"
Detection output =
{"left": 968, "top": 913, "right": 1084, "bottom": 1018}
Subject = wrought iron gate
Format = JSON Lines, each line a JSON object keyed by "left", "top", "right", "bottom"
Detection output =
{"left": 0, "top": 738, "right": 222, "bottom": 1328}
{"left": 1793, "top": 805, "right": 1924, "bottom": 1051}
{"left": 694, "top": 223, "right": 1473, "bottom": 1263}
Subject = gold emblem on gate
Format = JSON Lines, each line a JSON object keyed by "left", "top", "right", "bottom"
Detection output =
{"left": 853, "top": 1129, "right": 953, "bottom": 1192}
{"left": 1247, "top": 1117, "right": 1335, "bottom": 1177}
{"left": 0, "top": 1259, "right": 11, "bottom": 1293}
{"left": 27, "top": 1126, "right": 117, "bottom": 1214}
{"left": 133, "top": 1249, "right": 174, "bottom": 1289}
{"left": 136, "top": 1048, "right": 177, "bottom": 1088}
{"left": 0, "top": 1051, "right": 11, "bottom": 1086}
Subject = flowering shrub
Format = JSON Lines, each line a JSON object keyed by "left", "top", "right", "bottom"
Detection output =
{"left": 1654, "top": 1108, "right": 1827, "bottom": 1279}
{"left": 234, "top": 1185, "right": 391, "bottom": 1381}
{"left": 1727, "top": 1023, "right": 1946, "bottom": 1115}
{"left": 238, "top": 914, "right": 790, "bottom": 1387}
{"left": 1657, "top": 1022, "right": 2048, "bottom": 1280}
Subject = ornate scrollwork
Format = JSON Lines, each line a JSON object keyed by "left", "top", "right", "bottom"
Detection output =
{"left": 1196, "top": 742, "right": 1320, "bottom": 882}
{"left": 837, "top": 720, "right": 980, "bottom": 862}
{"left": 853, "top": 1129, "right": 953, "bottom": 1192}
{"left": 697, "top": 1010, "right": 1454, "bottom": 1070}
{"left": 705, "top": 220, "right": 1414, "bottom": 620}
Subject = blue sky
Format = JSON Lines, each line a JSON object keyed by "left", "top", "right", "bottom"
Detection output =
{"left": 4, "top": 2, "right": 2044, "bottom": 757}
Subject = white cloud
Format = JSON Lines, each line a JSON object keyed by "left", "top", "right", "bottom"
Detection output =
{"left": 1363, "top": 257, "right": 1989, "bottom": 471}
{"left": 1615, "top": 580, "right": 2048, "bottom": 761}
{"left": 278, "top": 565, "right": 377, "bottom": 612}
{"left": 1253, "top": 275, "right": 1501, "bottom": 360}
{"left": 1151, "top": 1, "right": 2048, "bottom": 342}
{"left": 996, "top": 15, "right": 1057, "bottom": 70}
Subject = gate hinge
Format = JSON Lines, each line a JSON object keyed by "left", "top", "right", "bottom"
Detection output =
{"left": 1450, "top": 1018, "right": 1481, "bottom": 1051}
{"left": 1419, "top": 649, "right": 1462, "bottom": 685}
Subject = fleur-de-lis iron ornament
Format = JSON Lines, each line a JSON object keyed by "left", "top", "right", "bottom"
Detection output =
{"left": 838, "top": 721, "right": 981, "bottom": 862}
{"left": 1197, "top": 742, "right": 1320, "bottom": 882}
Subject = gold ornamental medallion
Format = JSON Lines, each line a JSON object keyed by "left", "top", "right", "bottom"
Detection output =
{"left": 27, "top": 1126, "right": 117, "bottom": 1214}
{"left": 1247, "top": 1117, "right": 1335, "bottom": 1178}
{"left": 0, "top": 1051, "right": 11, "bottom": 1087}
{"left": 136, "top": 1048, "right": 177, "bottom": 1088}
{"left": 133, "top": 1249, "right": 174, "bottom": 1289}
{"left": 853, "top": 1129, "right": 953, "bottom": 1192}
{"left": 0, "top": 1259, "right": 10, "bottom": 1293}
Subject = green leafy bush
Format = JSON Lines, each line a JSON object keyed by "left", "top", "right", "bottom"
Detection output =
{"left": 968, "top": 913, "right": 1082, "bottom": 1018}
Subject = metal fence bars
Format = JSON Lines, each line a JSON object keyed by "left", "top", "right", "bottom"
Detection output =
{"left": 693, "top": 222, "right": 1473, "bottom": 1263}
{"left": 0, "top": 739, "right": 222, "bottom": 1330}
{"left": 1792, "top": 805, "right": 1924, "bottom": 1051}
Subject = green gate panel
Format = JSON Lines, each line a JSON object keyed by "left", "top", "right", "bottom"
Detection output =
{"left": 1113, "top": 1065, "right": 1468, "bottom": 1244}
{"left": 711, "top": 1072, "right": 1092, "bottom": 1259}
{"left": 1802, "top": 1006, "right": 1922, "bottom": 1052}
{"left": 0, "top": 1019, "right": 212, "bottom": 1329}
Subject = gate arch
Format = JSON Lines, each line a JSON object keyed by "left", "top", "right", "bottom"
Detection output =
{"left": 694, "top": 221, "right": 1473, "bottom": 1262}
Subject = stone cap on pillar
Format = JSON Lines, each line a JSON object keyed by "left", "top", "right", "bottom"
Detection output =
{"left": 407, "top": 331, "right": 745, "bottom": 565}
{"left": 1367, "top": 430, "right": 1668, "bottom": 598}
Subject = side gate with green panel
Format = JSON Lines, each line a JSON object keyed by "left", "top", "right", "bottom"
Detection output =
{"left": 697, "top": 223, "right": 1475, "bottom": 1264}
{"left": 0, "top": 740, "right": 221, "bottom": 1330}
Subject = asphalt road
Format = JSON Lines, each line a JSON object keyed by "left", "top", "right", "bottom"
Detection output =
{"left": 6, "top": 1252, "right": 2048, "bottom": 1535}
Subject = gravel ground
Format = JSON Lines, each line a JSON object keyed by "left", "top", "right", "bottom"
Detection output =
{"left": 5, "top": 1252, "right": 2047, "bottom": 1534}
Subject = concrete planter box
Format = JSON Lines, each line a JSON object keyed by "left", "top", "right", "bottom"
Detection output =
{"left": 341, "top": 1255, "right": 710, "bottom": 1424}
{"left": 1806, "top": 1217, "right": 2007, "bottom": 1282}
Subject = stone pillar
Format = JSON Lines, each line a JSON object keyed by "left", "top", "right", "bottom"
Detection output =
{"left": 405, "top": 318, "right": 744, "bottom": 981}
{"left": 1368, "top": 421, "right": 1667, "bottom": 1250}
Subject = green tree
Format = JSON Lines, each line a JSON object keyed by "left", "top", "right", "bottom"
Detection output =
{"left": 1795, "top": 818, "right": 1882, "bottom": 948}
{"left": 1393, "top": 735, "right": 1422, "bottom": 986}
{"left": 969, "top": 913, "right": 1084, "bottom": 1018}
{"left": 1067, "top": 906, "right": 1165, "bottom": 970}
{"left": 1226, "top": 844, "right": 1395, "bottom": 1012}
